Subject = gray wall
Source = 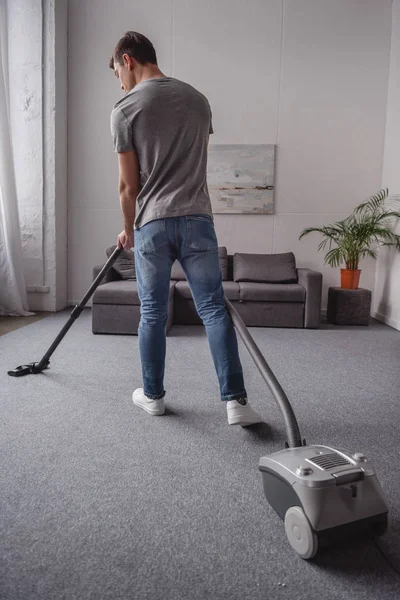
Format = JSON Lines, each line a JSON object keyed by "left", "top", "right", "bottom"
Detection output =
{"left": 68, "top": 0, "right": 392, "bottom": 306}
{"left": 374, "top": 0, "right": 400, "bottom": 331}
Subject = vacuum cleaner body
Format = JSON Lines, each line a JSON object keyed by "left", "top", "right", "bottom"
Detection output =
{"left": 224, "top": 299, "right": 390, "bottom": 558}
{"left": 259, "top": 444, "right": 389, "bottom": 557}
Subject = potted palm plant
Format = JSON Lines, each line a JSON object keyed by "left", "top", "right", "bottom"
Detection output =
{"left": 299, "top": 189, "right": 400, "bottom": 289}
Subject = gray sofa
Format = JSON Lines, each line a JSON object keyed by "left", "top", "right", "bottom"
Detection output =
{"left": 92, "top": 248, "right": 322, "bottom": 334}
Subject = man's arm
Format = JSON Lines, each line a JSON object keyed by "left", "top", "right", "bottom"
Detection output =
{"left": 117, "top": 150, "right": 140, "bottom": 248}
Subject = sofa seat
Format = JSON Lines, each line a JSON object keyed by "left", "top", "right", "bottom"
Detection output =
{"left": 92, "top": 249, "right": 323, "bottom": 333}
{"left": 93, "top": 280, "right": 176, "bottom": 306}
{"left": 93, "top": 280, "right": 140, "bottom": 305}
{"left": 174, "top": 280, "right": 240, "bottom": 301}
{"left": 92, "top": 279, "right": 175, "bottom": 335}
{"left": 239, "top": 282, "right": 306, "bottom": 303}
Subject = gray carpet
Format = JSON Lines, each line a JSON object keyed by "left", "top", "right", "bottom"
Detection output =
{"left": 1, "top": 309, "right": 400, "bottom": 600}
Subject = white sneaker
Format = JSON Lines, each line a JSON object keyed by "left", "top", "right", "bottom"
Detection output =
{"left": 132, "top": 388, "right": 165, "bottom": 416}
{"left": 226, "top": 398, "right": 263, "bottom": 426}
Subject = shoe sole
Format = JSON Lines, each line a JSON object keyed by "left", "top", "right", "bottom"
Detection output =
{"left": 132, "top": 397, "right": 165, "bottom": 416}
{"left": 228, "top": 414, "right": 262, "bottom": 426}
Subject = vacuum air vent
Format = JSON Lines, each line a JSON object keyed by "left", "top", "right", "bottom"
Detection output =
{"left": 308, "top": 452, "right": 351, "bottom": 470}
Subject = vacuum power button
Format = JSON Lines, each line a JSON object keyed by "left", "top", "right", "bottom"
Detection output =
{"left": 296, "top": 466, "right": 313, "bottom": 477}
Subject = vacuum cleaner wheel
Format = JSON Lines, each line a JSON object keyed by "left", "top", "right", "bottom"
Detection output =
{"left": 284, "top": 506, "right": 318, "bottom": 560}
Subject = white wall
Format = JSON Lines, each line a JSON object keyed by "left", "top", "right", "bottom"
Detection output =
{"left": 68, "top": 0, "right": 392, "bottom": 307}
{"left": 373, "top": 0, "right": 400, "bottom": 332}
{"left": 43, "top": 0, "right": 68, "bottom": 311}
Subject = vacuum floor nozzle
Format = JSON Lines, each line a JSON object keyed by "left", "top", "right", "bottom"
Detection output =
{"left": 7, "top": 362, "right": 49, "bottom": 377}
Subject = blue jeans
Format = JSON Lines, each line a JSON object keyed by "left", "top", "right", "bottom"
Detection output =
{"left": 134, "top": 215, "right": 247, "bottom": 401}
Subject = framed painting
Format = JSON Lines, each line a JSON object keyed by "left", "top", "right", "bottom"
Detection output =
{"left": 207, "top": 144, "right": 275, "bottom": 214}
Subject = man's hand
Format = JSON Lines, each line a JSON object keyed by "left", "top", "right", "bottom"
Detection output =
{"left": 117, "top": 230, "right": 134, "bottom": 250}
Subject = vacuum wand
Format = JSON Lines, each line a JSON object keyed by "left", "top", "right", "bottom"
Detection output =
{"left": 225, "top": 298, "right": 303, "bottom": 448}
{"left": 8, "top": 246, "right": 124, "bottom": 377}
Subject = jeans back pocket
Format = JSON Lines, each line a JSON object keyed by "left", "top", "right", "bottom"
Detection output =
{"left": 184, "top": 215, "right": 218, "bottom": 252}
{"left": 135, "top": 219, "right": 168, "bottom": 254}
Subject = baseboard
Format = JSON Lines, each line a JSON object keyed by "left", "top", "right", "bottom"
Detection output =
{"left": 26, "top": 285, "right": 50, "bottom": 293}
{"left": 68, "top": 300, "right": 92, "bottom": 307}
{"left": 372, "top": 311, "right": 400, "bottom": 331}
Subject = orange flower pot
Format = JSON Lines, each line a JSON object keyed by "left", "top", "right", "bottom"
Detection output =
{"left": 340, "top": 269, "right": 361, "bottom": 289}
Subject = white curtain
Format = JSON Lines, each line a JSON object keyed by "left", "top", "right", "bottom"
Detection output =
{"left": 0, "top": 0, "right": 32, "bottom": 316}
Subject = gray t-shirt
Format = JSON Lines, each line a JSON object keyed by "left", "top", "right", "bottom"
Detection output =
{"left": 110, "top": 77, "right": 214, "bottom": 229}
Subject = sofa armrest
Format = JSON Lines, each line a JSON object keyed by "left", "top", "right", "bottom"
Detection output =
{"left": 297, "top": 268, "right": 322, "bottom": 328}
{"left": 93, "top": 265, "right": 121, "bottom": 284}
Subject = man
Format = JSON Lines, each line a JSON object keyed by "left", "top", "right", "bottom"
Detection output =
{"left": 110, "top": 31, "right": 262, "bottom": 426}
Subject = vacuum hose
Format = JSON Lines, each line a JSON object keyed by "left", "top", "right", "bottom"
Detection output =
{"left": 225, "top": 298, "right": 303, "bottom": 448}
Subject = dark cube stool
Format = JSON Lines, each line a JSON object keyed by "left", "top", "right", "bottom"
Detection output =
{"left": 327, "top": 287, "right": 372, "bottom": 326}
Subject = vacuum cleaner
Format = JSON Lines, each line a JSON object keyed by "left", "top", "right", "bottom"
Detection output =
{"left": 225, "top": 298, "right": 390, "bottom": 559}
{"left": 8, "top": 247, "right": 390, "bottom": 559}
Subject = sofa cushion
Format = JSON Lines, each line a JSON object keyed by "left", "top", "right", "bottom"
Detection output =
{"left": 93, "top": 280, "right": 176, "bottom": 306}
{"left": 106, "top": 245, "right": 136, "bottom": 280}
{"left": 93, "top": 280, "right": 140, "bottom": 305}
{"left": 233, "top": 252, "right": 298, "bottom": 284}
{"left": 171, "top": 247, "right": 228, "bottom": 281}
{"left": 174, "top": 280, "right": 240, "bottom": 301}
{"left": 218, "top": 247, "right": 228, "bottom": 281}
{"left": 239, "top": 282, "right": 306, "bottom": 303}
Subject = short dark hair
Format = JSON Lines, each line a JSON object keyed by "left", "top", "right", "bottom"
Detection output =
{"left": 109, "top": 32, "right": 157, "bottom": 69}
